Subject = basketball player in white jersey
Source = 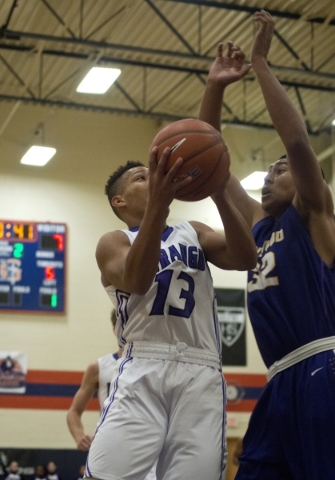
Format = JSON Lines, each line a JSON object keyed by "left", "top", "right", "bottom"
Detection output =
{"left": 85, "top": 147, "right": 257, "bottom": 480}
{"left": 66, "top": 310, "right": 123, "bottom": 450}
{"left": 67, "top": 311, "right": 157, "bottom": 480}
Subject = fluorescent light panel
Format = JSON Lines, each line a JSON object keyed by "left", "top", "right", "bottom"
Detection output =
{"left": 241, "top": 171, "right": 267, "bottom": 190}
{"left": 332, "top": 119, "right": 335, "bottom": 126}
{"left": 20, "top": 146, "right": 56, "bottom": 166}
{"left": 76, "top": 67, "right": 121, "bottom": 94}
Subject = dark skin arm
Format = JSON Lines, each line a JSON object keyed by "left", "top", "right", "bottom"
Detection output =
{"left": 198, "top": 42, "right": 264, "bottom": 228}
{"left": 252, "top": 10, "right": 335, "bottom": 265}
{"left": 96, "top": 148, "right": 192, "bottom": 294}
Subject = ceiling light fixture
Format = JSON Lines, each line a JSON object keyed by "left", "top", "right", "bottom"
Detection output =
{"left": 20, "top": 146, "right": 56, "bottom": 166}
{"left": 241, "top": 171, "right": 267, "bottom": 190}
{"left": 76, "top": 67, "right": 121, "bottom": 94}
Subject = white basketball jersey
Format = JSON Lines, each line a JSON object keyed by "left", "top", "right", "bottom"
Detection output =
{"left": 97, "top": 353, "right": 119, "bottom": 410}
{"left": 104, "top": 221, "right": 221, "bottom": 356}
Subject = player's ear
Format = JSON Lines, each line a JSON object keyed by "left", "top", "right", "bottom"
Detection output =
{"left": 111, "top": 195, "right": 126, "bottom": 209}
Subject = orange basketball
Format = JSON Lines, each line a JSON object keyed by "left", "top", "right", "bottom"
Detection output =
{"left": 150, "top": 118, "right": 230, "bottom": 201}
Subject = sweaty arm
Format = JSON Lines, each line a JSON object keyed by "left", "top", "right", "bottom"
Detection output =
{"left": 96, "top": 148, "right": 193, "bottom": 295}
{"left": 66, "top": 361, "right": 99, "bottom": 451}
{"left": 252, "top": 11, "right": 335, "bottom": 264}
{"left": 198, "top": 42, "right": 263, "bottom": 228}
{"left": 191, "top": 189, "right": 257, "bottom": 271}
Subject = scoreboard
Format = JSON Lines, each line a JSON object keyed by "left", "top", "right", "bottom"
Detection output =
{"left": 0, "top": 220, "right": 66, "bottom": 313}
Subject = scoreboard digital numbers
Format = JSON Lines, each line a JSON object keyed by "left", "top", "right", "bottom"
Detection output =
{"left": 0, "top": 220, "right": 66, "bottom": 313}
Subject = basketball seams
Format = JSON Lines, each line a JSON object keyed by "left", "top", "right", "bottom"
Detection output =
{"left": 176, "top": 137, "right": 224, "bottom": 164}
{"left": 153, "top": 129, "right": 222, "bottom": 147}
{"left": 150, "top": 118, "right": 230, "bottom": 201}
{"left": 176, "top": 146, "right": 229, "bottom": 200}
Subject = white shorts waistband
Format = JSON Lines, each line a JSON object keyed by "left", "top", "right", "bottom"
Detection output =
{"left": 267, "top": 336, "right": 335, "bottom": 382}
{"left": 123, "top": 341, "right": 221, "bottom": 369}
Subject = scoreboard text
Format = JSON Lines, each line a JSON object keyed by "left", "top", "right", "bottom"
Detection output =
{"left": 0, "top": 220, "right": 66, "bottom": 313}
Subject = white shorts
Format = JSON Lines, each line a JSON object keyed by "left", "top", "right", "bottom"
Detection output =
{"left": 86, "top": 342, "right": 226, "bottom": 480}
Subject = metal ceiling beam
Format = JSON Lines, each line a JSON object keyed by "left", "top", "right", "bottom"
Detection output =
{"left": 0, "top": 0, "right": 19, "bottom": 31}
{"left": 0, "top": 52, "right": 35, "bottom": 98}
{"left": 165, "top": 0, "right": 335, "bottom": 26}
{"left": 0, "top": 43, "right": 334, "bottom": 93}
{"left": 0, "top": 94, "right": 319, "bottom": 135}
{"left": 1, "top": 30, "right": 334, "bottom": 84}
{"left": 39, "top": 0, "right": 76, "bottom": 38}
{"left": 145, "top": 0, "right": 197, "bottom": 55}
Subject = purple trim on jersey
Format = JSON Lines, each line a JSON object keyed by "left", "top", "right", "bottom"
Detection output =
{"left": 84, "top": 459, "right": 92, "bottom": 479}
{"left": 161, "top": 226, "right": 173, "bottom": 241}
{"left": 129, "top": 225, "right": 173, "bottom": 241}
{"left": 220, "top": 375, "right": 227, "bottom": 479}
{"left": 115, "top": 289, "right": 130, "bottom": 345}
{"left": 212, "top": 296, "right": 222, "bottom": 360}
{"left": 94, "top": 344, "right": 133, "bottom": 432}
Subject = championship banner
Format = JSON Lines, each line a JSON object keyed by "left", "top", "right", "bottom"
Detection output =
{"left": 0, "top": 351, "right": 28, "bottom": 393}
{"left": 215, "top": 288, "right": 246, "bottom": 366}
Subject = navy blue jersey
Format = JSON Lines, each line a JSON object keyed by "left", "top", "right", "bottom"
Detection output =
{"left": 247, "top": 205, "right": 335, "bottom": 368}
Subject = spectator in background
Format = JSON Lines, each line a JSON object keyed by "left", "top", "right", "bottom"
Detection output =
{"left": 4, "top": 461, "right": 23, "bottom": 480}
{"left": 33, "top": 466, "right": 47, "bottom": 480}
{"left": 45, "top": 463, "right": 61, "bottom": 480}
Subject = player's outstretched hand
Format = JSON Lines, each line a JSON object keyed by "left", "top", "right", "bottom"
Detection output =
{"left": 251, "top": 10, "right": 275, "bottom": 65}
{"left": 208, "top": 41, "right": 252, "bottom": 87}
{"left": 77, "top": 434, "right": 93, "bottom": 451}
{"left": 148, "top": 146, "right": 193, "bottom": 208}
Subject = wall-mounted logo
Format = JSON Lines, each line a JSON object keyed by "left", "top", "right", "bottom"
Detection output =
{"left": 0, "top": 351, "right": 27, "bottom": 394}
{"left": 218, "top": 306, "right": 245, "bottom": 347}
{"left": 226, "top": 381, "right": 245, "bottom": 404}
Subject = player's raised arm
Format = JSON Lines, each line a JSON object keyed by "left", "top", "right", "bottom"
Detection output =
{"left": 198, "top": 42, "right": 262, "bottom": 228}
{"left": 251, "top": 11, "right": 331, "bottom": 213}
{"left": 191, "top": 184, "right": 257, "bottom": 271}
{"left": 96, "top": 147, "right": 193, "bottom": 295}
{"left": 252, "top": 10, "right": 335, "bottom": 264}
{"left": 66, "top": 361, "right": 98, "bottom": 451}
{"left": 199, "top": 42, "right": 251, "bottom": 132}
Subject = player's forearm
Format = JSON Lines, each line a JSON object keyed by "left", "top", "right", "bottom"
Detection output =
{"left": 198, "top": 81, "right": 225, "bottom": 132}
{"left": 123, "top": 204, "right": 167, "bottom": 295}
{"left": 66, "top": 411, "right": 85, "bottom": 443}
{"left": 253, "top": 58, "right": 309, "bottom": 151}
{"left": 212, "top": 190, "right": 257, "bottom": 270}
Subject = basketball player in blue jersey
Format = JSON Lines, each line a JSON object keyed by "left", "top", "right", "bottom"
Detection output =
{"left": 84, "top": 132, "right": 257, "bottom": 479}
{"left": 199, "top": 10, "right": 335, "bottom": 479}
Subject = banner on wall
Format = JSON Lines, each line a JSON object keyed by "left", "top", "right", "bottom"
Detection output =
{"left": 215, "top": 288, "right": 246, "bottom": 366}
{"left": 0, "top": 351, "right": 28, "bottom": 394}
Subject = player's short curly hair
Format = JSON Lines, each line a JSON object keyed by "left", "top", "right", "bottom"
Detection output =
{"left": 104, "top": 160, "right": 144, "bottom": 218}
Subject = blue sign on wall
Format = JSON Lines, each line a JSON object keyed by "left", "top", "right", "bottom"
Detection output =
{"left": 0, "top": 220, "right": 66, "bottom": 313}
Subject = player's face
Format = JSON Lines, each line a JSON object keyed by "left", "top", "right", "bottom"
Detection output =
{"left": 121, "top": 166, "right": 149, "bottom": 215}
{"left": 261, "top": 159, "right": 296, "bottom": 218}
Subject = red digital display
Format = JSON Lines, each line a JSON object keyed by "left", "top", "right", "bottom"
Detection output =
{"left": 52, "top": 234, "right": 64, "bottom": 251}
{"left": 45, "top": 267, "right": 56, "bottom": 281}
